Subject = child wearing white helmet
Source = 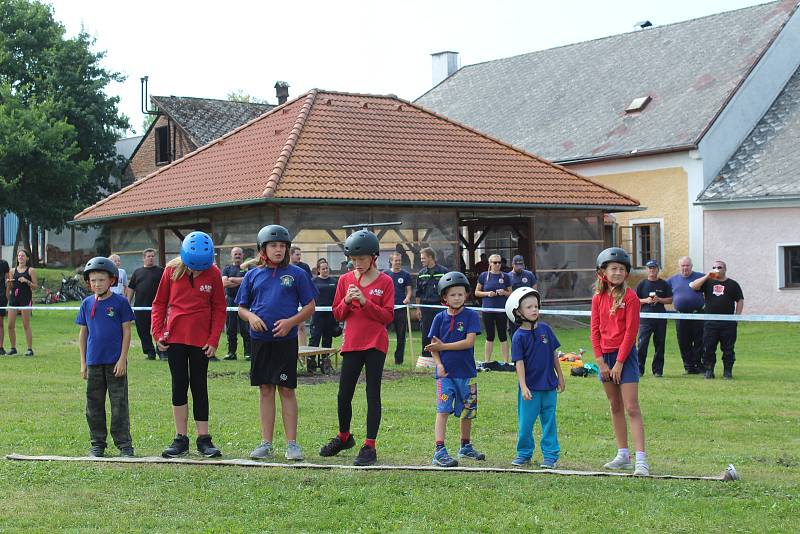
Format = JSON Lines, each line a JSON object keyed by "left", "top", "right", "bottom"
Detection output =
{"left": 505, "top": 287, "right": 564, "bottom": 468}
{"left": 591, "top": 247, "right": 648, "bottom": 476}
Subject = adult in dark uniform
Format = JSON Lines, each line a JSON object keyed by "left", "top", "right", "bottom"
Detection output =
{"left": 635, "top": 260, "right": 672, "bottom": 377}
{"left": 126, "top": 248, "right": 165, "bottom": 360}
{"left": 308, "top": 258, "right": 339, "bottom": 372}
{"left": 0, "top": 256, "right": 9, "bottom": 354}
{"left": 414, "top": 247, "right": 447, "bottom": 368}
{"left": 222, "top": 247, "right": 250, "bottom": 361}
{"left": 667, "top": 256, "right": 705, "bottom": 374}
{"left": 690, "top": 260, "right": 744, "bottom": 380}
{"left": 290, "top": 245, "right": 312, "bottom": 346}
{"left": 507, "top": 255, "right": 538, "bottom": 338}
{"left": 386, "top": 251, "right": 412, "bottom": 364}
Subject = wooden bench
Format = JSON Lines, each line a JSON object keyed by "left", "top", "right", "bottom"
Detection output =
{"left": 297, "top": 345, "right": 339, "bottom": 374}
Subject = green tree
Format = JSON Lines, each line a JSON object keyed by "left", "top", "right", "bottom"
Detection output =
{"left": 226, "top": 89, "right": 267, "bottom": 104}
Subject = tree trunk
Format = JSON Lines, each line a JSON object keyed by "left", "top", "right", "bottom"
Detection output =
{"left": 30, "top": 225, "right": 40, "bottom": 266}
{"left": 12, "top": 214, "right": 23, "bottom": 258}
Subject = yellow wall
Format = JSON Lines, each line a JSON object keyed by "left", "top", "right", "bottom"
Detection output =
{"left": 590, "top": 167, "right": 688, "bottom": 280}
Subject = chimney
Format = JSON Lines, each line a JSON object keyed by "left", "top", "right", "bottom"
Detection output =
{"left": 431, "top": 51, "right": 459, "bottom": 87}
{"left": 274, "top": 81, "right": 290, "bottom": 105}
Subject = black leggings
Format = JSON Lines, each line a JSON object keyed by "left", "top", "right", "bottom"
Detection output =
{"left": 483, "top": 312, "right": 508, "bottom": 342}
{"left": 167, "top": 343, "right": 210, "bottom": 421}
{"left": 338, "top": 349, "right": 386, "bottom": 440}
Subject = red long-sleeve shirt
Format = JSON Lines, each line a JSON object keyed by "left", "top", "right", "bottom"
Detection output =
{"left": 590, "top": 288, "right": 640, "bottom": 362}
{"left": 151, "top": 264, "right": 227, "bottom": 349}
{"left": 333, "top": 271, "right": 394, "bottom": 353}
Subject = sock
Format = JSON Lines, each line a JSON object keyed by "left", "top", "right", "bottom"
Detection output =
{"left": 364, "top": 438, "right": 376, "bottom": 449}
{"left": 618, "top": 448, "right": 629, "bottom": 459}
{"left": 338, "top": 431, "right": 351, "bottom": 442}
{"left": 287, "top": 440, "right": 297, "bottom": 446}
{"left": 461, "top": 439, "right": 470, "bottom": 447}
{"left": 436, "top": 441, "right": 445, "bottom": 450}
{"left": 635, "top": 451, "right": 647, "bottom": 462}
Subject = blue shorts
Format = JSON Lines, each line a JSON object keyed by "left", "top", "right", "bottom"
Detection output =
{"left": 436, "top": 377, "right": 477, "bottom": 419}
{"left": 599, "top": 348, "right": 640, "bottom": 385}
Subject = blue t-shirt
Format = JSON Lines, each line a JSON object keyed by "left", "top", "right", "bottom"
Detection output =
{"left": 478, "top": 271, "right": 510, "bottom": 311}
{"left": 509, "top": 268, "right": 537, "bottom": 290}
{"left": 511, "top": 322, "right": 561, "bottom": 391}
{"left": 75, "top": 293, "right": 136, "bottom": 365}
{"left": 428, "top": 308, "right": 481, "bottom": 379}
{"left": 385, "top": 269, "right": 412, "bottom": 305}
{"left": 235, "top": 264, "right": 318, "bottom": 341}
{"left": 667, "top": 272, "right": 705, "bottom": 312}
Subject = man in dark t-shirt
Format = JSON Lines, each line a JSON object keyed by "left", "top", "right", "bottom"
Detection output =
{"left": 0, "top": 258, "right": 9, "bottom": 353}
{"left": 635, "top": 260, "right": 673, "bottom": 377}
{"left": 690, "top": 260, "right": 744, "bottom": 379}
{"left": 415, "top": 247, "right": 447, "bottom": 366}
{"left": 385, "top": 252, "right": 413, "bottom": 364}
{"left": 221, "top": 247, "right": 250, "bottom": 360}
{"left": 126, "top": 248, "right": 165, "bottom": 360}
{"left": 289, "top": 245, "right": 312, "bottom": 346}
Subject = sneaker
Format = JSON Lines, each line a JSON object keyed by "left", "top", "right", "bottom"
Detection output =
{"left": 119, "top": 447, "right": 135, "bottom": 457}
{"left": 634, "top": 460, "right": 650, "bottom": 476}
{"left": 705, "top": 369, "right": 715, "bottom": 380}
{"left": 502, "top": 362, "right": 516, "bottom": 372}
{"left": 0, "top": 347, "right": 6, "bottom": 355}
{"left": 7, "top": 348, "right": 17, "bottom": 356}
{"left": 483, "top": 360, "right": 502, "bottom": 371}
{"left": 603, "top": 453, "right": 633, "bottom": 470}
{"left": 244, "top": 353, "right": 252, "bottom": 361}
{"left": 653, "top": 372, "right": 663, "bottom": 378}
{"left": 162, "top": 434, "right": 190, "bottom": 458}
{"left": 319, "top": 434, "right": 355, "bottom": 457}
{"left": 208, "top": 356, "right": 220, "bottom": 362}
{"left": 146, "top": 352, "right": 156, "bottom": 360}
{"left": 196, "top": 434, "right": 222, "bottom": 458}
{"left": 250, "top": 441, "right": 274, "bottom": 460}
{"left": 723, "top": 369, "right": 733, "bottom": 380}
{"left": 511, "top": 456, "right": 531, "bottom": 466}
{"left": 89, "top": 445, "right": 105, "bottom": 457}
{"left": 432, "top": 447, "right": 458, "bottom": 468}
{"left": 457, "top": 443, "right": 486, "bottom": 460}
{"left": 158, "top": 351, "right": 168, "bottom": 361}
{"left": 223, "top": 353, "right": 237, "bottom": 361}
{"left": 540, "top": 458, "right": 558, "bottom": 469}
{"left": 24, "top": 349, "right": 34, "bottom": 357}
{"left": 285, "top": 441, "right": 304, "bottom": 461}
{"left": 354, "top": 445, "right": 377, "bottom": 466}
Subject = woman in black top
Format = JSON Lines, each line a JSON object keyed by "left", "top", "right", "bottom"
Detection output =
{"left": 7, "top": 250, "right": 37, "bottom": 356}
{"left": 308, "top": 259, "right": 339, "bottom": 371}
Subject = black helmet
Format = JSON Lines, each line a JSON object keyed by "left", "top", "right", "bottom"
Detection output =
{"left": 257, "top": 224, "right": 291, "bottom": 250}
{"left": 344, "top": 230, "right": 380, "bottom": 257}
{"left": 438, "top": 271, "right": 470, "bottom": 296}
{"left": 83, "top": 256, "right": 118, "bottom": 281}
{"left": 596, "top": 247, "right": 631, "bottom": 272}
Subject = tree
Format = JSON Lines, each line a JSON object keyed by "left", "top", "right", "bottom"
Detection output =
{"left": 226, "top": 89, "right": 267, "bottom": 104}
{"left": 0, "top": 0, "right": 129, "bottom": 262}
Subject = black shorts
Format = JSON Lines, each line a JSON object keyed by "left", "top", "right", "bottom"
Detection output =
{"left": 250, "top": 337, "right": 298, "bottom": 389}
{"left": 0, "top": 293, "right": 6, "bottom": 317}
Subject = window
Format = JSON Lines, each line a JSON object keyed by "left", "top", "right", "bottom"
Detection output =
{"left": 780, "top": 245, "right": 800, "bottom": 288}
{"left": 618, "top": 222, "right": 661, "bottom": 268}
{"left": 155, "top": 126, "right": 170, "bottom": 165}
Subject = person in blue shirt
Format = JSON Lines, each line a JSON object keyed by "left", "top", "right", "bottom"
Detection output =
{"left": 667, "top": 256, "right": 705, "bottom": 374}
{"left": 385, "top": 251, "right": 413, "bottom": 364}
{"left": 507, "top": 255, "right": 538, "bottom": 339}
{"left": 76, "top": 257, "right": 136, "bottom": 458}
{"left": 505, "top": 287, "right": 565, "bottom": 468}
{"left": 424, "top": 272, "right": 485, "bottom": 468}
{"left": 475, "top": 254, "right": 513, "bottom": 370}
{"left": 308, "top": 258, "right": 339, "bottom": 372}
{"left": 237, "top": 225, "right": 318, "bottom": 461}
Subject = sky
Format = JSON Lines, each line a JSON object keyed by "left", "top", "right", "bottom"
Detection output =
{"left": 45, "top": 0, "right": 768, "bottom": 137}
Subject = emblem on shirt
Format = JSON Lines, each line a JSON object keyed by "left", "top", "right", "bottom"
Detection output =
{"left": 541, "top": 335, "right": 548, "bottom": 344}
{"left": 456, "top": 322, "right": 465, "bottom": 332}
{"left": 199, "top": 284, "right": 212, "bottom": 293}
{"left": 397, "top": 277, "right": 404, "bottom": 284}
{"left": 713, "top": 284, "right": 725, "bottom": 297}
{"left": 280, "top": 275, "right": 295, "bottom": 288}
{"left": 280, "top": 373, "right": 288, "bottom": 381}
{"left": 499, "top": 277, "right": 504, "bottom": 284}
{"left": 522, "top": 277, "right": 528, "bottom": 283}
{"left": 369, "top": 288, "right": 384, "bottom": 296}
{"left": 106, "top": 307, "right": 115, "bottom": 317}
{"left": 439, "top": 393, "right": 449, "bottom": 401}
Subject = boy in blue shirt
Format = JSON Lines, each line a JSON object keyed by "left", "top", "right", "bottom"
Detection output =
{"left": 505, "top": 287, "right": 565, "bottom": 468}
{"left": 425, "top": 272, "right": 485, "bottom": 467}
{"left": 76, "top": 257, "right": 136, "bottom": 457}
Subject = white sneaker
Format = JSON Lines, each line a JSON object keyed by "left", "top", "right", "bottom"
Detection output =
{"left": 250, "top": 441, "right": 274, "bottom": 459}
{"left": 416, "top": 356, "right": 435, "bottom": 368}
{"left": 633, "top": 460, "right": 650, "bottom": 476}
{"left": 285, "top": 441, "right": 304, "bottom": 461}
{"left": 603, "top": 453, "right": 633, "bottom": 470}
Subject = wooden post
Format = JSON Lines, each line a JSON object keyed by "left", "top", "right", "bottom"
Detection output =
{"left": 406, "top": 303, "right": 414, "bottom": 368}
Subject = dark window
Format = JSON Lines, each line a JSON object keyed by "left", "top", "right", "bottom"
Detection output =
{"left": 784, "top": 246, "right": 800, "bottom": 288}
{"left": 618, "top": 223, "right": 661, "bottom": 268}
{"left": 155, "top": 126, "right": 170, "bottom": 165}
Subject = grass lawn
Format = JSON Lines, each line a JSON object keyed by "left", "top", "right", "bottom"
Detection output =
{"left": 0, "top": 310, "right": 797, "bottom": 532}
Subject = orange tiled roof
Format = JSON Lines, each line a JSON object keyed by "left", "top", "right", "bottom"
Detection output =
{"left": 74, "top": 90, "right": 638, "bottom": 222}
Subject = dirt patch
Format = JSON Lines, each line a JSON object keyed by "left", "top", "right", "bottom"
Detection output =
{"left": 208, "top": 368, "right": 404, "bottom": 386}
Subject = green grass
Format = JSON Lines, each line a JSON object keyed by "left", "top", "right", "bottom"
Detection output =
{"left": 0, "top": 312, "right": 798, "bottom": 532}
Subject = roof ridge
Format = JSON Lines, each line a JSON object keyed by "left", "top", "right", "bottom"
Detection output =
{"left": 262, "top": 91, "right": 318, "bottom": 198}
{"left": 152, "top": 95, "right": 273, "bottom": 107}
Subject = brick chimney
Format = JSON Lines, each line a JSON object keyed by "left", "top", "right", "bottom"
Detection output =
{"left": 431, "top": 51, "right": 459, "bottom": 87}
{"left": 275, "top": 81, "right": 290, "bottom": 105}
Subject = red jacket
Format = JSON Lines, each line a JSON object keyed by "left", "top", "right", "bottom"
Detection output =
{"left": 151, "top": 264, "right": 227, "bottom": 349}
{"left": 590, "top": 287, "right": 640, "bottom": 362}
{"left": 333, "top": 271, "right": 394, "bottom": 353}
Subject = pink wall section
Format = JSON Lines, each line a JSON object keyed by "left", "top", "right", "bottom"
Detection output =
{"left": 703, "top": 207, "right": 800, "bottom": 315}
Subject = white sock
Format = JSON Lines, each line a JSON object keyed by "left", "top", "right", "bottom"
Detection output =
{"left": 618, "top": 448, "right": 629, "bottom": 459}
{"left": 635, "top": 451, "right": 647, "bottom": 462}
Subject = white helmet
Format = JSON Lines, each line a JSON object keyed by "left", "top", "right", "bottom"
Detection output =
{"left": 505, "top": 287, "right": 541, "bottom": 323}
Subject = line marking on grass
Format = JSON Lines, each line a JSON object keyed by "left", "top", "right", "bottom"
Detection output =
{"left": 4, "top": 454, "right": 739, "bottom": 481}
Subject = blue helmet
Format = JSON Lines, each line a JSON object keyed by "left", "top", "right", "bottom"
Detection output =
{"left": 180, "top": 231, "right": 215, "bottom": 271}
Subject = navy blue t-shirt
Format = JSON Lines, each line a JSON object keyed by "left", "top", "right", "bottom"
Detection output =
{"left": 478, "top": 271, "right": 511, "bottom": 311}
{"left": 428, "top": 308, "right": 481, "bottom": 379}
{"left": 386, "top": 269, "right": 412, "bottom": 305}
{"left": 509, "top": 268, "right": 537, "bottom": 290}
{"left": 235, "top": 264, "right": 318, "bottom": 341}
{"left": 512, "top": 322, "right": 561, "bottom": 391}
{"left": 635, "top": 278, "right": 672, "bottom": 313}
{"left": 313, "top": 275, "right": 338, "bottom": 308}
{"left": 222, "top": 263, "right": 248, "bottom": 301}
{"left": 75, "top": 293, "right": 136, "bottom": 365}
{"left": 668, "top": 272, "right": 705, "bottom": 312}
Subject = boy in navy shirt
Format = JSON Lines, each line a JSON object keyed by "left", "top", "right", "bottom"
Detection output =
{"left": 506, "top": 287, "right": 565, "bottom": 468}
{"left": 76, "top": 257, "right": 136, "bottom": 457}
{"left": 425, "top": 272, "right": 485, "bottom": 467}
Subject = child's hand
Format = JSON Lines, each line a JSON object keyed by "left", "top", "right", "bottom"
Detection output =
{"left": 610, "top": 361, "right": 624, "bottom": 384}
{"left": 272, "top": 318, "right": 293, "bottom": 338}
{"left": 157, "top": 339, "right": 170, "bottom": 352}
{"left": 521, "top": 386, "right": 532, "bottom": 401}
{"left": 248, "top": 315, "right": 267, "bottom": 332}
{"left": 435, "top": 363, "right": 447, "bottom": 378}
{"left": 425, "top": 336, "right": 444, "bottom": 353}
{"left": 202, "top": 344, "right": 217, "bottom": 358}
{"left": 598, "top": 362, "right": 611, "bottom": 383}
{"left": 80, "top": 364, "right": 88, "bottom": 380}
{"left": 348, "top": 285, "right": 365, "bottom": 305}
{"left": 557, "top": 375, "right": 565, "bottom": 393}
{"left": 113, "top": 359, "right": 127, "bottom": 377}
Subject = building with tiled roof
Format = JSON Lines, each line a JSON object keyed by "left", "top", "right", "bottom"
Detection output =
{"left": 417, "top": 1, "right": 800, "bottom": 283}
{"left": 74, "top": 90, "right": 640, "bottom": 302}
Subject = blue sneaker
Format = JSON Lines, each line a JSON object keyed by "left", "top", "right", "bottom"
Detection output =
{"left": 511, "top": 456, "right": 531, "bottom": 466}
{"left": 540, "top": 458, "right": 557, "bottom": 469}
{"left": 432, "top": 447, "right": 458, "bottom": 468}
{"left": 457, "top": 443, "right": 486, "bottom": 461}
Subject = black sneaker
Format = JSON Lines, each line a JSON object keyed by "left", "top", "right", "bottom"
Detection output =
{"left": 158, "top": 351, "right": 168, "bottom": 361}
{"left": 0, "top": 347, "right": 6, "bottom": 355}
{"left": 723, "top": 369, "right": 733, "bottom": 380}
{"left": 354, "top": 445, "right": 377, "bottom": 466}
{"left": 705, "top": 369, "right": 715, "bottom": 380}
{"left": 146, "top": 352, "right": 157, "bottom": 360}
{"left": 653, "top": 372, "right": 663, "bottom": 378}
{"left": 7, "top": 348, "right": 17, "bottom": 356}
{"left": 162, "top": 434, "right": 190, "bottom": 458}
{"left": 89, "top": 445, "right": 105, "bottom": 457}
{"left": 196, "top": 434, "right": 222, "bottom": 458}
{"left": 24, "top": 349, "right": 33, "bottom": 357}
{"left": 223, "top": 353, "right": 237, "bottom": 361}
{"left": 120, "top": 447, "right": 135, "bottom": 457}
{"left": 209, "top": 356, "right": 220, "bottom": 362}
{"left": 244, "top": 353, "right": 251, "bottom": 361}
{"left": 319, "top": 434, "right": 356, "bottom": 457}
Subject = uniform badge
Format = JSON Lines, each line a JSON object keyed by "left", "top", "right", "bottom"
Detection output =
{"left": 280, "top": 373, "right": 288, "bottom": 381}
{"left": 106, "top": 307, "right": 115, "bottom": 317}
{"left": 499, "top": 277, "right": 504, "bottom": 284}
{"left": 439, "top": 393, "right": 449, "bottom": 401}
{"left": 280, "top": 275, "right": 295, "bottom": 288}
{"left": 713, "top": 284, "right": 725, "bottom": 296}
{"left": 456, "top": 322, "right": 465, "bottom": 332}
{"left": 398, "top": 277, "right": 404, "bottom": 284}
{"left": 522, "top": 277, "right": 528, "bottom": 283}
{"left": 541, "top": 335, "right": 548, "bottom": 344}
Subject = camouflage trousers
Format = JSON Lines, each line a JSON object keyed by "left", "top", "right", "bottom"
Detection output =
{"left": 86, "top": 364, "right": 132, "bottom": 449}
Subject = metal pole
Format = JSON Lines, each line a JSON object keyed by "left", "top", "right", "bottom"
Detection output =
{"left": 406, "top": 303, "right": 415, "bottom": 368}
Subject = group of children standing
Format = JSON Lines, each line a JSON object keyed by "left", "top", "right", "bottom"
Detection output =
{"left": 77, "top": 226, "right": 649, "bottom": 474}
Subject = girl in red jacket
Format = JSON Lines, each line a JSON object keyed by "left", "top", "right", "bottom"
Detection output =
{"left": 152, "top": 232, "right": 227, "bottom": 458}
{"left": 590, "top": 247, "right": 648, "bottom": 476}
{"left": 319, "top": 230, "right": 394, "bottom": 466}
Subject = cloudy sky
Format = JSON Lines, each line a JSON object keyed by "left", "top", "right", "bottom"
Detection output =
{"left": 45, "top": 0, "right": 765, "bottom": 136}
